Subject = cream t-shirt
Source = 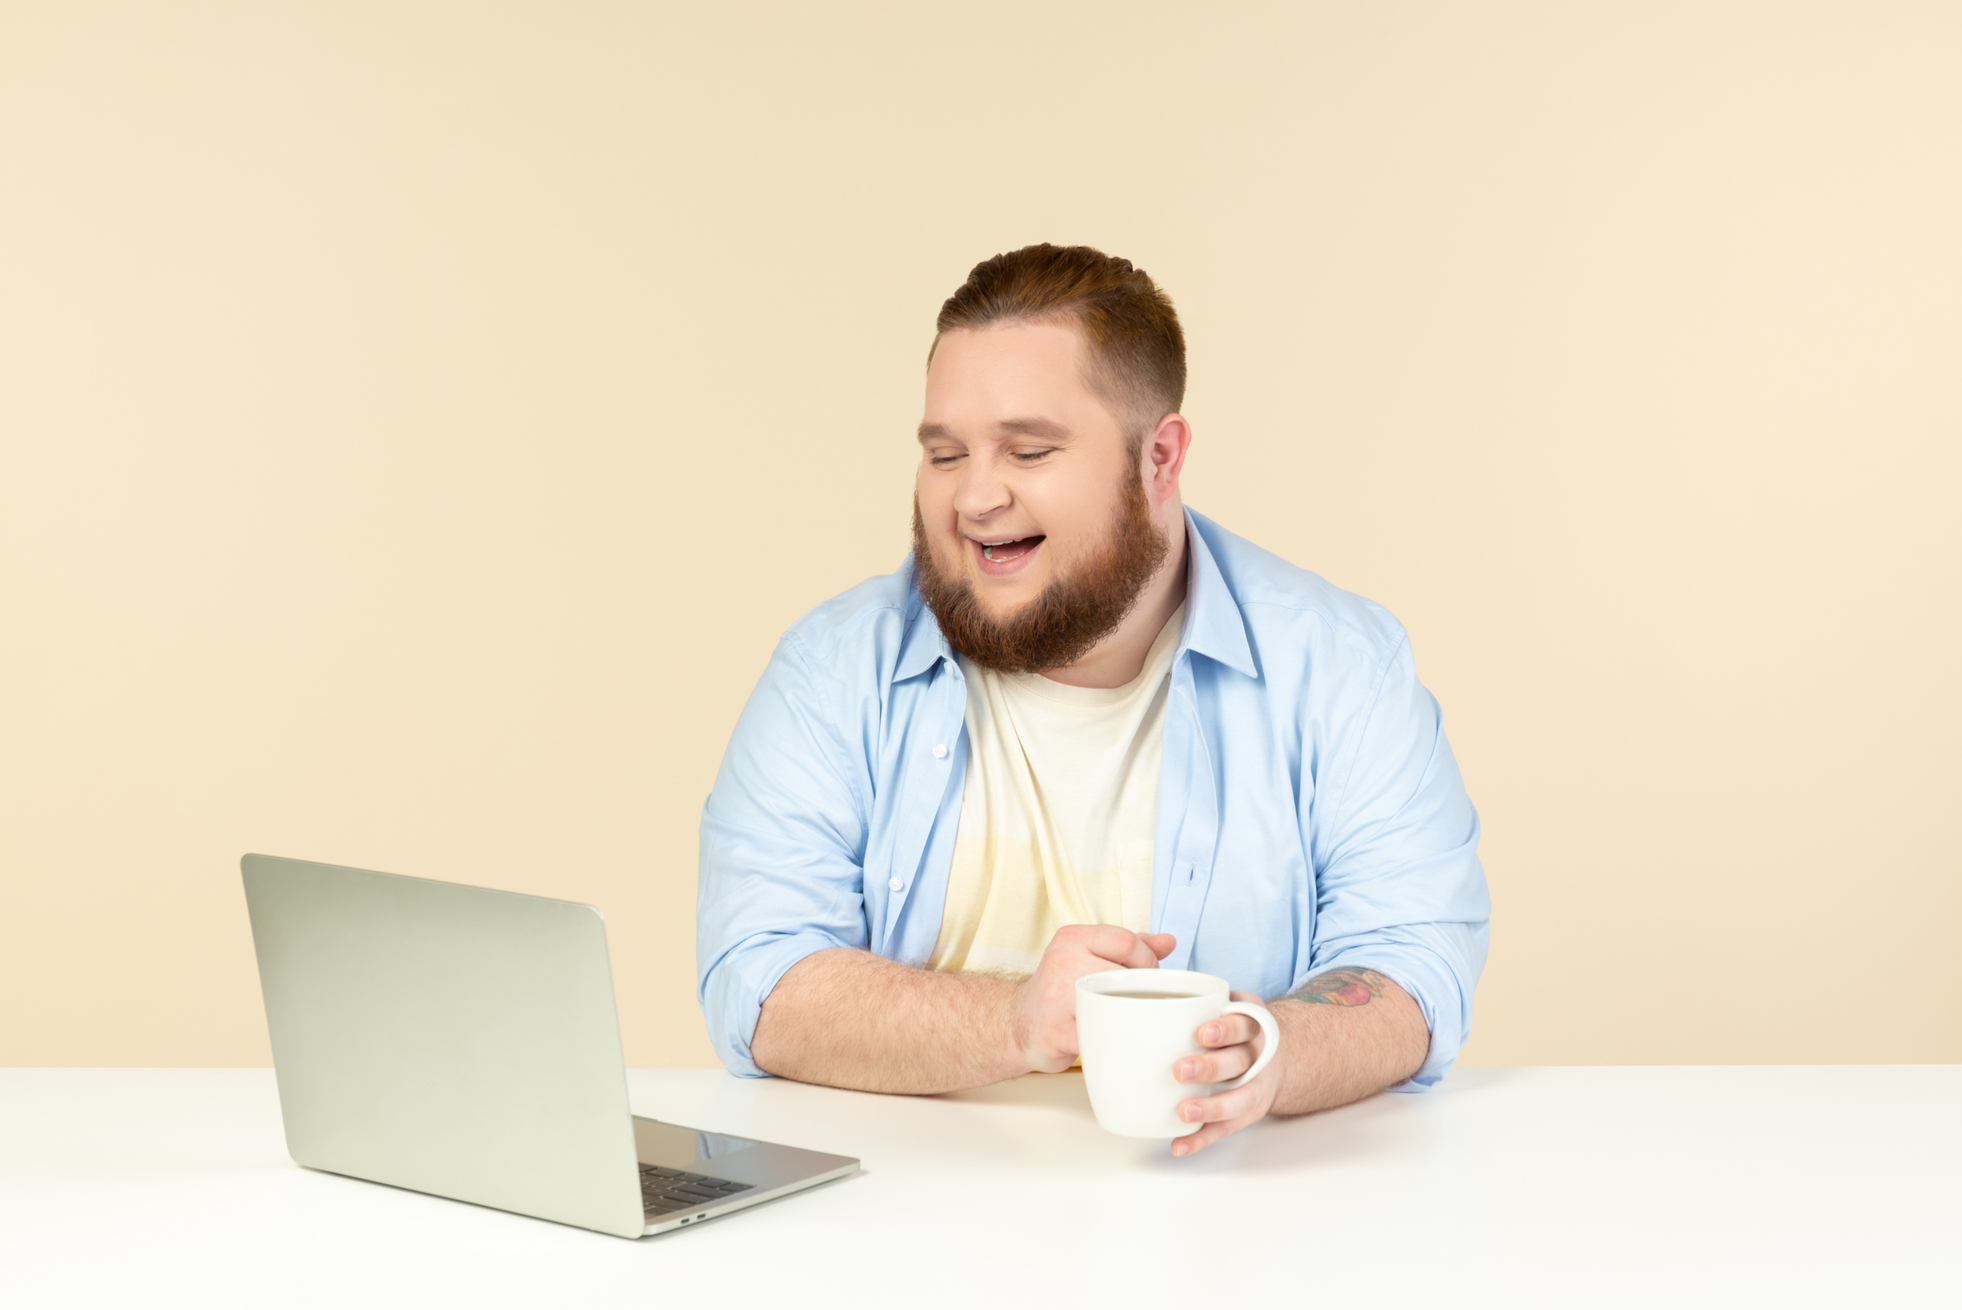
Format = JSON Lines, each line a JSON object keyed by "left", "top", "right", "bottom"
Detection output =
{"left": 928, "top": 606, "right": 1185, "bottom": 976}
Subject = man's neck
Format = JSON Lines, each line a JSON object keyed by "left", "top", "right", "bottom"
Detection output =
{"left": 1039, "top": 514, "right": 1190, "bottom": 690}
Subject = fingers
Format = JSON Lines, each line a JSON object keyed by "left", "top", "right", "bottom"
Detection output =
{"left": 1064, "top": 924, "right": 1164, "bottom": 971}
{"left": 1177, "top": 1079, "right": 1262, "bottom": 1133}
{"left": 1171, "top": 1009, "right": 1263, "bottom": 1083}
{"left": 1174, "top": 1041, "right": 1254, "bottom": 1085}
{"left": 1171, "top": 1119, "right": 1237, "bottom": 1157}
{"left": 1021, "top": 924, "right": 1167, "bottom": 1069}
{"left": 1164, "top": 990, "right": 1277, "bottom": 1158}
{"left": 1194, "top": 1012, "right": 1259, "bottom": 1050}
{"left": 1169, "top": 1082, "right": 1267, "bottom": 1158}
{"left": 1142, "top": 933, "right": 1176, "bottom": 960}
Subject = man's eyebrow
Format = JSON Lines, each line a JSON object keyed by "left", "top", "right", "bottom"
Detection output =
{"left": 915, "top": 417, "right": 1072, "bottom": 443}
{"left": 995, "top": 417, "right": 1070, "bottom": 439}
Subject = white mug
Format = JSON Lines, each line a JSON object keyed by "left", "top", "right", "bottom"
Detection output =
{"left": 1074, "top": 969, "right": 1282, "bottom": 1139}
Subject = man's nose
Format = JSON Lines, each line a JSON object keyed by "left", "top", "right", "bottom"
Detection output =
{"left": 952, "top": 454, "right": 1011, "bottom": 522}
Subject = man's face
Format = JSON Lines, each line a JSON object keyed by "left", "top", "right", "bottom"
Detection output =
{"left": 914, "top": 320, "right": 1168, "bottom": 672}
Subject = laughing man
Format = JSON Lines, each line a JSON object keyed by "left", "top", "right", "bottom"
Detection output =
{"left": 697, "top": 244, "right": 1489, "bottom": 1155}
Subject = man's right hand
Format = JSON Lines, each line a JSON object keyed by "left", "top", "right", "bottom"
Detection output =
{"left": 1011, "top": 925, "right": 1176, "bottom": 1072}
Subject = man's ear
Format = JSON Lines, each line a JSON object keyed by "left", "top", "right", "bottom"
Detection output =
{"left": 1142, "top": 412, "right": 1192, "bottom": 499}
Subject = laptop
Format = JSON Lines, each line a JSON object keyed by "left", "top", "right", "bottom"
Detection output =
{"left": 241, "top": 853, "right": 858, "bottom": 1239}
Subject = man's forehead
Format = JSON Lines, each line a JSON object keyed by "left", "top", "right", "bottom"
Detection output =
{"left": 922, "top": 323, "right": 1117, "bottom": 442}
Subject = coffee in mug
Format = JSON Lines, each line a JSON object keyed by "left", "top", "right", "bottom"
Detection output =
{"left": 1074, "top": 969, "right": 1281, "bottom": 1139}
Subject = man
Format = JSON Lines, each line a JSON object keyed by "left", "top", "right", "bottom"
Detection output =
{"left": 698, "top": 245, "right": 1489, "bottom": 1156}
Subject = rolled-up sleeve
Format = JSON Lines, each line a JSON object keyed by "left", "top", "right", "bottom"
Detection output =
{"left": 1304, "top": 633, "right": 1492, "bottom": 1090}
{"left": 698, "top": 634, "right": 871, "bottom": 1077}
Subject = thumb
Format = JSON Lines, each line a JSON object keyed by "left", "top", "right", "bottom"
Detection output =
{"left": 1142, "top": 933, "right": 1176, "bottom": 961}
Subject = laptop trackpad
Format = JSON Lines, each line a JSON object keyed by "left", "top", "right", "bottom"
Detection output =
{"left": 632, "top": 1116, "right": 760, "bottom": 1170}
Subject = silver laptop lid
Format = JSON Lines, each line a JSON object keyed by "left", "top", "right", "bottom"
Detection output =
{"left": 241, "top": 854, "right": 646, "bottom": 1238}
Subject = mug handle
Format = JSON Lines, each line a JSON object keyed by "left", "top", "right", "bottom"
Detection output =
{"left": 1215, "top": 1002, "right": 1281, "bottom": 1091}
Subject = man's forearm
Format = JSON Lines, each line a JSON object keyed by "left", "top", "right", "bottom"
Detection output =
{"left": 749, "top": 948, "right": 1028, "bottom": 1094}
{"left": 1266, "top": 968, "right": 1430, "bottom": 1116}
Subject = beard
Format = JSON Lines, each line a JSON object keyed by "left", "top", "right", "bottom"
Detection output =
{"left": 911, "top": 475, "right": 1171, "bottom": 675}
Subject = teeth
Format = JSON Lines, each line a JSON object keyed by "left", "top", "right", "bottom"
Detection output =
{"left": 982, "top": 537, "right": 1013, "bottom": 562}
{"left": 977, "top": 536, "right": 1034, "bottom": 562}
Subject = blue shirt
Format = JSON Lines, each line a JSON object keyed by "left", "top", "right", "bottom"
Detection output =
{"left": 697, "top": 509, "right": 1490, "bottom": 1088}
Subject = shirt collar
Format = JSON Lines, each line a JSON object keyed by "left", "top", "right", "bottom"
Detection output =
{"left": 890, "top": 506, "right": 1257, "bottom": 686}
{"left": 1176, "top": 507, "right": 1258, "bottom": 679}
{"left": 894, "top": 558, "right": 953, "bottom": 683}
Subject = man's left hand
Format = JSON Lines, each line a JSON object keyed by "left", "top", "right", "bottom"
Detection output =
{"left": 1170, "top": 990, "right": 1277, "bottom": 1157}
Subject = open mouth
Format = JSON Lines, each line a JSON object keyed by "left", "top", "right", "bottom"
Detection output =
{"left": 977, "top": 535, "right": 1044, "bottom": 564}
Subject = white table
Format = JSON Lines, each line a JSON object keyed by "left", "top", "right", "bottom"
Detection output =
{"left": 2, "top": 1066, "right": 1955, "bottom": 1307}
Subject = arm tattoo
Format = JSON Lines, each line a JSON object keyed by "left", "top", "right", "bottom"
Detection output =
{"left": 1286, "top": 967, "right": 1390, "bottom": 1008}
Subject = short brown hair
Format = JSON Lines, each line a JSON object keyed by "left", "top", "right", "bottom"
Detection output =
{"left": 933, "top": 243, "right": 1186, "bottom": 443}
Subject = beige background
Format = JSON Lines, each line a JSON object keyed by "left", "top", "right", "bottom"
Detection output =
{"left": 2, "top": 2, "right": 1957, "bottom": 1069}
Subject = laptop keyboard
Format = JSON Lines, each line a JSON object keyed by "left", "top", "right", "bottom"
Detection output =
{"left": 640, "top": 1164, "right": 755, "bottom": 1216}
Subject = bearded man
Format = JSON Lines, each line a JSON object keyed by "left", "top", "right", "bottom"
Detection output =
{"left": 697, "top": 244, "right": 1490, "bottom": 1155}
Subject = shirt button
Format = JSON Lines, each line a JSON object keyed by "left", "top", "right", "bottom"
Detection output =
{"left": 932, "top": 743, "right": 948, "bottom": 759}
{"left": 888, "top": 878, "right": 904, "bottom": 892}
